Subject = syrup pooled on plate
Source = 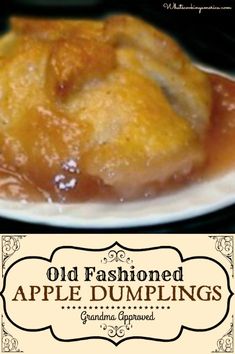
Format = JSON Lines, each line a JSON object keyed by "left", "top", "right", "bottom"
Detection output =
{"left": 204, "top": 74, "right": 235, "bottom": 176}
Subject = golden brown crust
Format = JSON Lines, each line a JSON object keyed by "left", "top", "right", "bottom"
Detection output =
{"left": 47, "top": 37, "right": 116, "bottom": 99}
{"left": 104, "top": 15, "right": 187, "bottom": 70}
{"left": 10, "top": 17, "right": 105, "bottom": 41}
{"left": 104, "top": 15, "right": 211, "bottom": 135}
{"left": 0, "top": 15, "right": 212, "bottom": 200}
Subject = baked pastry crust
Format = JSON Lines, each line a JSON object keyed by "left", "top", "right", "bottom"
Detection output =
{"left": 0, "top": 16, "right": 212, "bottom": 200}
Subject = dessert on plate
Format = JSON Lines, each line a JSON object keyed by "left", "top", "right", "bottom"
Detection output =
{"left": 0, "top": 15, "right": 234, "bottom": 202}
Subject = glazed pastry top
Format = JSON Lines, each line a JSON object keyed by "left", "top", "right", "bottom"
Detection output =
{"left": 0, "top": 15, "right": 212, "bottom": 200}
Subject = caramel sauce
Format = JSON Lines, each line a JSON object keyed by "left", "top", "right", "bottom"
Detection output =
{"left": 204, "top": 73, "right": 235, "bottom": 176}
{"left": 0, "top": 72, "right": 234, "bottom": 203}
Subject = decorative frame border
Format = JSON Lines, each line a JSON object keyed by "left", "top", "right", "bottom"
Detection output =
{"left": 212, "top": 316, "right": 234, "bottom": 353}
{"left": 209, "top": 236, "right": 234, "bottom": 352}
{"left": 0, "top": 240, "right": 234, "bottom": 346}
{"left": 1, "top": 236, "right": 26, "bottom": 353}
{"left": 1, "top": 316, "right": 22, "bottom": 353}
{"left": 101, "top": 249, "right": 133, "bottom": 264}
{"left": 0, "top": 235, "right": 234, "bottom": 350}
{"left": 209, "top": 236, "right": 234, "bottom": 277}
{"left": 1, "top": 236, "right": 26, "bottom": 277}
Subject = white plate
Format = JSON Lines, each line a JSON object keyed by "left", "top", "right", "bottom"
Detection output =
{"left": 0, "top": 66, "right": 234, "bottom": 229}
{"left": 1, "top": 171, "right": 235, "bottom": 228}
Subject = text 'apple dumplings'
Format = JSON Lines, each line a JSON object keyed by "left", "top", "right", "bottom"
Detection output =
{"left": 0, "top": 15, "right": 212, "bottom": 202}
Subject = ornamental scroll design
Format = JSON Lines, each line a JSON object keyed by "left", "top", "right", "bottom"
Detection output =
{"left": 209, "top": 236, "right": 234, "bottom": 277}
{"left": 100, "top": 324, "right": 133, "bottom": 338}
{"left": 101, "top": 249, "right": 133, "bottom": 264}
{"left": 212, "top": 316, "right": 234, "bottom": 353}
{"left": 1, "top": 316, "right": 22, "bottom": 353}
{"left": 1, "top": 236, "right": 26, "bottom": 277}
